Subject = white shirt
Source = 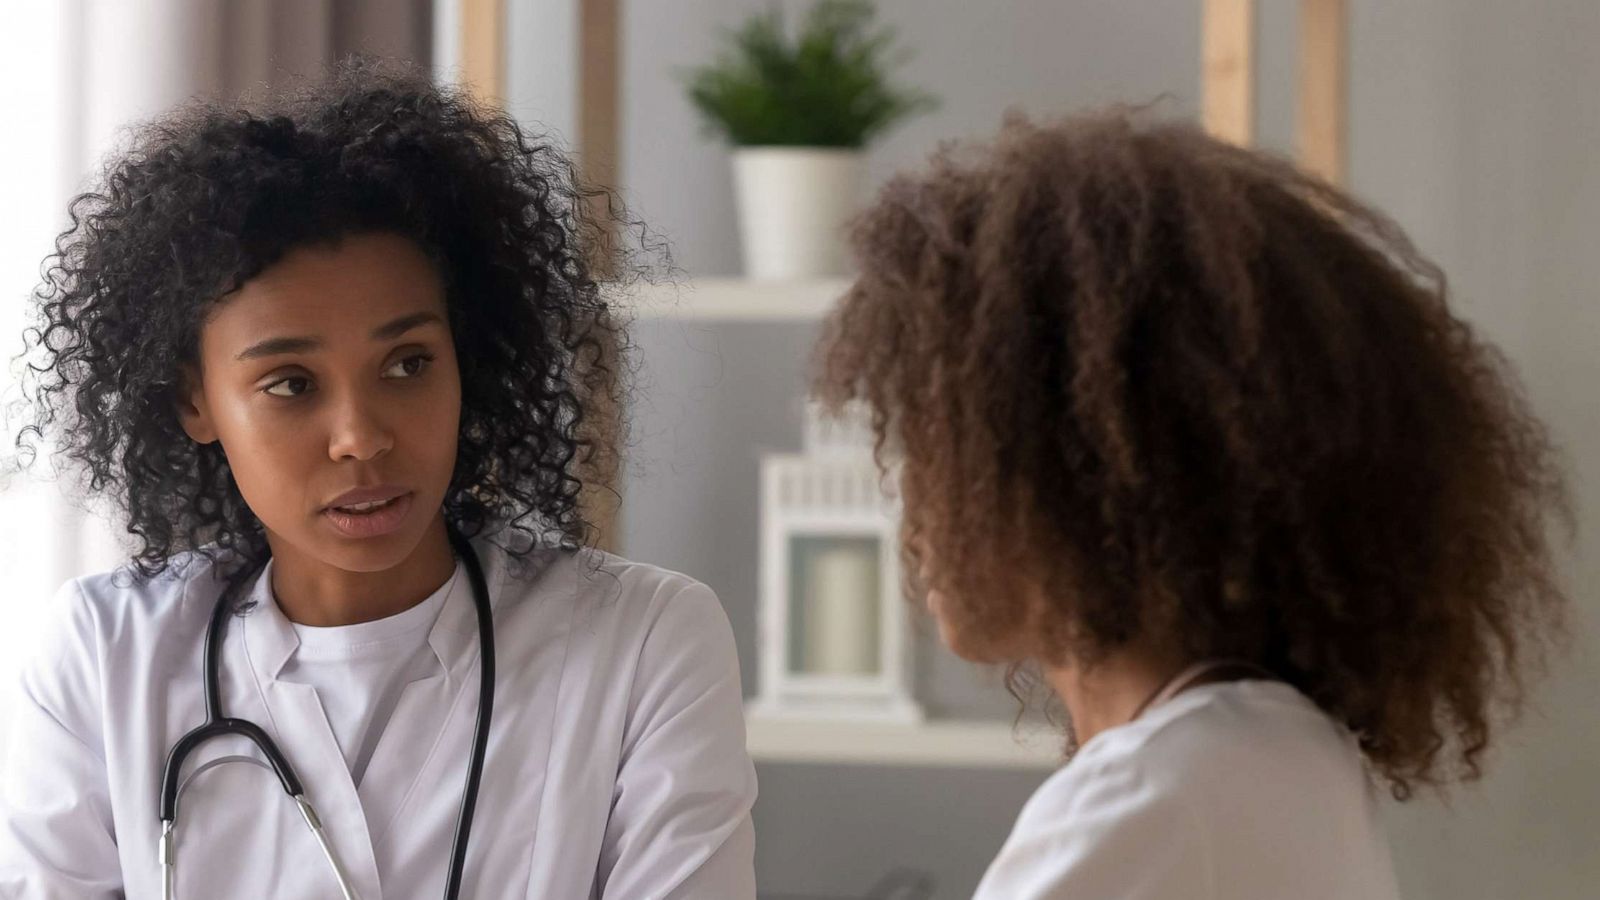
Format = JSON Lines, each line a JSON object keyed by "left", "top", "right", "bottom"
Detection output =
{"left": 974, "top": 680, "right": 1402, "bottom": 900}
{"left": 0, "top": 532, "right": 757, "bottom": 899}
{"left": 278, "top": 561, "right": 458, "bottom": 788}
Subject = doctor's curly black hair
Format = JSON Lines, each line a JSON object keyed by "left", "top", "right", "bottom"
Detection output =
{"left": 13, "top": 61, "right": 647, "bottom": 580}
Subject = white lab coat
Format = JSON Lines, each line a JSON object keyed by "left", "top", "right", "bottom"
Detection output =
{"left": 0, "top": 532, "right": 758, "bottom": 899}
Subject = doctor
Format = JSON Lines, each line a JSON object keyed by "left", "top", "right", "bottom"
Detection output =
{"left": 1, "top": 64, "right": 756, "bottom": 898}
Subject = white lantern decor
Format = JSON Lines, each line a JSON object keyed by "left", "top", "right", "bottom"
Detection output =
{"left": 749, "top": 401, "right": 923, "bottom": 724}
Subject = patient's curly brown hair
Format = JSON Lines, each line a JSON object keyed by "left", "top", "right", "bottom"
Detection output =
{"left": 813, "top": 112, "right": 1568, "bottom": 797}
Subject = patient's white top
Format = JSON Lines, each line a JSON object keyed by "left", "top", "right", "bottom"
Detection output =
{"left": 974, "top": 680, "right": 1402, "bottom": 900}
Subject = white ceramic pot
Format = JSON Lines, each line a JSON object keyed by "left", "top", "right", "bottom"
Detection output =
{"left": 732, "top": 146, "right": 864, "bottom": 280}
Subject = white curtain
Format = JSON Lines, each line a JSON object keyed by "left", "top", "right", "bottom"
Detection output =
{"left": 0, "top": 0, "right": 433, "bottom": 756}
{"left": 0, "top": 3, "right": 118, "bottom": 741}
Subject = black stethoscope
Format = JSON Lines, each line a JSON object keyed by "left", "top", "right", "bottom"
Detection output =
{"left": 157, "top": 525, "right": 496, "bottom": 900}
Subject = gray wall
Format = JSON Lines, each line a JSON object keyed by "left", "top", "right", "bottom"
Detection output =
{"left": 1344, "top": 3, "right": 1600, "bottom": 898}
{"left": 512, "top": 1, "right": 1600, "bottom": 897}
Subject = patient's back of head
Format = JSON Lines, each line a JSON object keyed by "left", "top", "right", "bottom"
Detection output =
{"left": 813, "top": 110, "right": 1569, "bottom": 897}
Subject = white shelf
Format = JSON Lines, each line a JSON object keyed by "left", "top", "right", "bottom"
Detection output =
{"left": 628, "top": 277, "right": 1057, "bottom": 772}
{"left": 625, "top": 277, "right": 852, "bottom": 321}
{"left": 745, "top": 715, "right": 1063, "bottom": 771}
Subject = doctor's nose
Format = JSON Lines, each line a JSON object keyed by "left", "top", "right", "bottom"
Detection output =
{"left": 326, "top": 396, "right": 395, "bottom": 462}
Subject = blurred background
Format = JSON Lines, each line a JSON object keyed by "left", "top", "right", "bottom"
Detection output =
{"left": 2, "top": 2, "right": 1598, "bottom": 898}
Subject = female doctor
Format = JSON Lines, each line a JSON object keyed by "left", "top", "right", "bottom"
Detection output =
{"left": 0, "top": 64, "right": 756, "bottom": 898}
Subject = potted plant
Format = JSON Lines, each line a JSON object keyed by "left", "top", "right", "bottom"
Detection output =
{"left": 685, "top": 0, "right": 936, "bottom": 280}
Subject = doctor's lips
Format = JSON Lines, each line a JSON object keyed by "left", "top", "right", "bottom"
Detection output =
{"left": 321, "top": 484, "right": 414, "bottom": 538}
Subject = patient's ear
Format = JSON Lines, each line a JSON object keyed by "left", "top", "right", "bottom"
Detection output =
{"left": 175, "top": 363, "right": 218, "bottom": 445}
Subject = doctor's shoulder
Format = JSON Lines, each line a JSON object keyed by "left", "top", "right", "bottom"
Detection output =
{"left": 497, "top": 540, "right": 748, "bottom": 724}
{"left": 15, "top": 551, "right": 226, "bottom": 746}
{"left": 56, "top": 549, "right": 239, "bottom": 645}
{"left": 511, "top": 541, "right": 740, "bottom": 661}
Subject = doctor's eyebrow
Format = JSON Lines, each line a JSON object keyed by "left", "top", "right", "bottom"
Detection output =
{"left": 234, "top": 311, "right": 446, "bottom": 361}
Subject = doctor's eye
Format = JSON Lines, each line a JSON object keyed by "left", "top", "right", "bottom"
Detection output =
{"left": 262, "top": 376, "right": 312, "bottom": 398}
{"left": 382, "top": 352, "right": 435, "bottom": 380}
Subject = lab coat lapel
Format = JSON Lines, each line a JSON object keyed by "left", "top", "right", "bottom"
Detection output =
{"left": 375, "top": 538, "right": 576, "bottom": 896}
{"left": 358, "top": 568, "right": 475, "bottom": 847}
{"left": 242, "top": 562, "right": 385, "bottom": 900}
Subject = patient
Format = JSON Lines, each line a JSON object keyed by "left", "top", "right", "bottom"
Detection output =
{"left": 813, "top": 112, "right": 1568, "bottom": 898}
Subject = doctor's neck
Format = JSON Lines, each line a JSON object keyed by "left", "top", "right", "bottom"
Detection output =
{"left": 264, "top": 514, "right": 458, "bottom": 627}
{"left": 1045, "top": 641, "right": 1191, "bottom": 748}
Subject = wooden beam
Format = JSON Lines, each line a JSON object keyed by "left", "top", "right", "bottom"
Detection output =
{"left": 1201, "top": 0, "right": 1256, "bottom": 146}
{"left": 460, "top": 0, "right": 504, "bottom": 102}
{"left": 579, "top": 0, "right": 620, "bottom": 208}
{"left": 576, "top": 0, "right": 624, "bottom": 553}
{"left": 1296, "top": 0, "right": 1348, "bottom": 184}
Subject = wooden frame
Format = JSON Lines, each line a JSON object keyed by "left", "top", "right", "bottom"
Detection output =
{"left": 1201, "top": 0, "right": 1348, "bottom": 185}
{"left": 1201, "top": 0, "right": 1255, "bottom": 146}
{"left": 455, "top": 0, "right": 625, "bottom": 551}
{"left": 1296, "top": 0, "right": 1348, "bottom": 184}
{"left": 579, "top": 0, "right": 620, "bottom": 223}
{"left": 459, "top": 0, "right": 504, "bottom": 102}
{"left": 576, "top": 0, "right": 624, "bottom": 553}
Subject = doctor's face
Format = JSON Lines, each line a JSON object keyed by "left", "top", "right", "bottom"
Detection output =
{"left": 177, "top": 231, "right": 462, "bottom": 573}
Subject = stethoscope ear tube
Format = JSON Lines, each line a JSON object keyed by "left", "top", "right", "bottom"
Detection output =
{"left": 442, "top": 524, "right": 496, "bottom": 900}
{"left": 158, "top": 718, "right": 303, "bottom": 822}
{"left": 160, "top": 570, "right": 305, "bottom": 822}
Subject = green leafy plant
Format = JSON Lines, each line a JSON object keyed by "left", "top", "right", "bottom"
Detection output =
{"left": 684, "top": 0, "right": 937, "bottom": 148}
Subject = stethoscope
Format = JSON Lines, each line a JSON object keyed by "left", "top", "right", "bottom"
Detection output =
{"left": 158, "top": 525, "right": 497, "bottom": 900}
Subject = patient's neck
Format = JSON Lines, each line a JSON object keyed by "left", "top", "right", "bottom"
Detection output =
{"left": 1046, "top": 642, "right": 1187, "bottom": 747}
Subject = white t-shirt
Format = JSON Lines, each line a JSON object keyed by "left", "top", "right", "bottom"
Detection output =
{"left": 974, "top": 680, "right": 1402, "bottom": 900}
{"left": 277, "top": 562, "right": 461, "bottom": 788}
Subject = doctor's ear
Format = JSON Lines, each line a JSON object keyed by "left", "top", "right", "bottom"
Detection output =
{"left": 174, "top": 363, "right": 218, "bottom": 445}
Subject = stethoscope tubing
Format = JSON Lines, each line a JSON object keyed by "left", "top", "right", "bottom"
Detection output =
{"left": 157, "top": 525, "right": 496, "bottom": 900}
